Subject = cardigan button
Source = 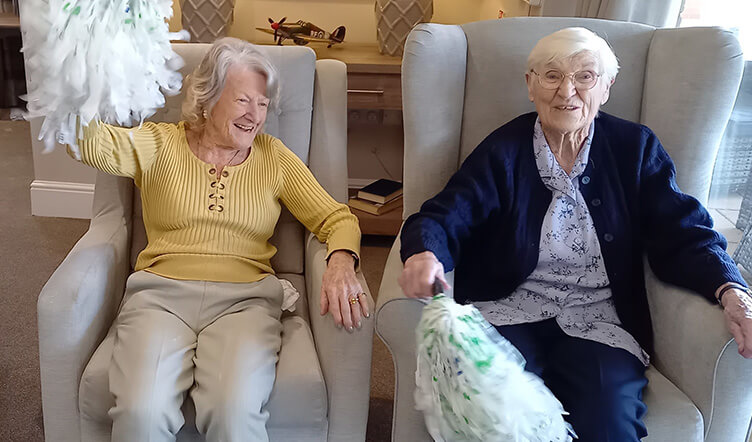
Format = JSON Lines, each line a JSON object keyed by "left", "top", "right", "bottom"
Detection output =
{"left": 209, "top": 168, "right": 216, "bottom": 175}
{"left": 581, "top": 176, "right": 590, "bottom": 184}
{"left": 591, "top": 198, "right": 601, "bottom": 207}
{"left": 604, "top": 233, "right": 614, "bottom": 242}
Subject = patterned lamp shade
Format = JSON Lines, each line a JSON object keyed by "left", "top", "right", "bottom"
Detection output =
{"left": 180, "top": 0, "right": 235, "bottom": 43}
{"left": 375, "top": 0, "right": 433, "bottom": 56}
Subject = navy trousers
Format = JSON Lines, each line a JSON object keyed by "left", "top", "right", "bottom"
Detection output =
{"left": 495, "top": 319, "right": 649, "bottom": 442}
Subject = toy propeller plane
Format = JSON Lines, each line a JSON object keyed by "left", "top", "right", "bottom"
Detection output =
{"left": 256, "top": 17, "right": 346, "bottom": 48}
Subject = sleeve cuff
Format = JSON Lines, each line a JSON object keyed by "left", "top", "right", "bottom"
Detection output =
{"left": 325, "top": 223, "right": 361, "bottom": 266}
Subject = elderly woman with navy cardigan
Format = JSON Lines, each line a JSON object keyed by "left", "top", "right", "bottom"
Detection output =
{"left": 398, "top": 27, "right": 752, "bottom": 441}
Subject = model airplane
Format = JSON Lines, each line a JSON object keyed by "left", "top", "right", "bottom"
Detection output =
{"left": 256, "top": 17, "right": 346, "bottom": 48}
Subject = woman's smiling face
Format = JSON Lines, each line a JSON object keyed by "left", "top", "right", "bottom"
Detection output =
{"left": 526, "top": 51, "right": 612, "bottom": 135}
{"left": 206, "top": 65, "right": 270, "bottom": 150}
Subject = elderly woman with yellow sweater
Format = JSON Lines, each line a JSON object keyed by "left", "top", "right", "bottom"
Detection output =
{"left": 68, "top": 38, "right": 366, "bottom": 442}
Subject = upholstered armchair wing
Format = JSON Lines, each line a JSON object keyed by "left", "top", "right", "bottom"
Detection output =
{"left": 376, "top": 18, "right": 751, "bottom": 442}
{"left": 37, "top": 44, "right": 373, "bottom": 442}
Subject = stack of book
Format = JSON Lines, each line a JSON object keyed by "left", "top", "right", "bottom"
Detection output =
{"left": 348, "top": 179, "right": 403, "bottom": 215}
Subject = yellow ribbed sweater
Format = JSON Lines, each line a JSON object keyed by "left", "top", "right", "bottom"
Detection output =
{"left": 73, "top": 120, "right": 361, "bottom": 283}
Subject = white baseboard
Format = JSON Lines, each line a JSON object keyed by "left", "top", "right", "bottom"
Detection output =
{"left": 30, "top": 180, "right": 95, "bottom": 219}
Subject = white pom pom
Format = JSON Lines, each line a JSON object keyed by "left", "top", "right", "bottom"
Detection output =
{"left": 169, "top": 29, "right": 191, "bottom": 42}
{"left": 21, "top": 0, "right": 187, "bottom": 154}
{"left": 415, "top": 295, "right": 575, "bottom": 442}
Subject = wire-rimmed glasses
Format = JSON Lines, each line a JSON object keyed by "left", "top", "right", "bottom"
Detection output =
{"left": 531, "top": 69, "right": 602, "bottom": 90}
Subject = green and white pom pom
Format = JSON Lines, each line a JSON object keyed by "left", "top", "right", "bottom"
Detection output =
{"left": 20, "top": 0, "right": 189, "bottom": 157}
{"left": 415, "top": 294, "right": 574, "bottom": 442}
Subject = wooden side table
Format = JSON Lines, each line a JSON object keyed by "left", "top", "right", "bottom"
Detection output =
{"left": 0, "top": 12, "right": 19, "bottom": 29}
{"left": 311, "top": 44, "right": 402, "bottom": 111}
{"left": 350, "top": 205, "right": 403, "bottom": 236}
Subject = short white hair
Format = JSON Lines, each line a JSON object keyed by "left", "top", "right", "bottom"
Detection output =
{"left": 527, "top": 27, "right": 619, "bottom": 82}
{"left": 183, "top": 37, "right": 280, "bottom": 128}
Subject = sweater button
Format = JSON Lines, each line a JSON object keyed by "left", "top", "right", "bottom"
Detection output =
{"left": 209, "top": 168, "right": 216, "bottom": 175}
{"left": 591, "top": 198, "right": 601, "bottom": 207}
{"left": 222, "top": 170, "right": 229, "bottom": 177}
{"left": 604, "top": 233, "right": 614, "bottom": 242}
{"left": 581, "top": 176, "right": 590, "bottom": 184}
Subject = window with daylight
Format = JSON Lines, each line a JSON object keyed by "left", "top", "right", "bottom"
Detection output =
{"left": 680, "top": 0, "right": 752, "bottom": 275}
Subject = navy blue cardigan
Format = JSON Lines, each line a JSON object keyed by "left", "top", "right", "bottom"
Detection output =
{"left": 400, "top": 112, "right": 745, "bottom": 354}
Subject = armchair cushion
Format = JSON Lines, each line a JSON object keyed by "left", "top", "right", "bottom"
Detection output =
{"left": 78, "top": 273, "right": 327, "bottom": 439}
{"left": 376, "top": 268, "right": 706, "bottom": 442}
{"left": 642, "top": 368, "right": 703, "bottom": 442}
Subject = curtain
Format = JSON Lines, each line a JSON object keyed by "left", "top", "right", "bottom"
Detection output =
{"left": 541, "top": 0, "right": 685, "bottom": 28}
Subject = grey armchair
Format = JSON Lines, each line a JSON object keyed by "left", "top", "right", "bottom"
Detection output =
{"left": 375, "top": 18, "right": 752, "bottom": 442}
{"left": 37, "top": 44, "right": 374, "bottom": 442}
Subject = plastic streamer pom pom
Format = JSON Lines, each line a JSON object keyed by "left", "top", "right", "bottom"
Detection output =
{"left": 20, "top": 0, "right": 190, "bottom": 158}
{"left": 415, "top": 294, "right": 575, "bottom": 442}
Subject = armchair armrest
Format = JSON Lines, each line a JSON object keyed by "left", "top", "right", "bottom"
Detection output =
{"left": 374, "top": 236, "right": 432, "bottom": 442}
{"left": 305, "top": 233, "right": 374, "bottom": 442}
{"left": 644, "top": 263, "right": 752, "bottom": 442}
{"left": 37, "top": 172, "right": 133, "bottom": 441}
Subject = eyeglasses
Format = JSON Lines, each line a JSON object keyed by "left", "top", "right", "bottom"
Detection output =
{"left": 531, "top": 69, "right": 602, "bottom": 90}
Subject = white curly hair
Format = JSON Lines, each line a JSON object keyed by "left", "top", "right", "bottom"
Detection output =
{"left": 527, "top": 27, "right": 620, "bottom": 82}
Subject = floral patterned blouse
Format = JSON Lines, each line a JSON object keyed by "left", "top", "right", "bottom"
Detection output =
{"left": 475, "top": 118, "right": 649, "bottom": 366}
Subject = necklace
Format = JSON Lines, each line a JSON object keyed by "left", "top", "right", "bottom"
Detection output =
{"left": 188, "top": 128, "right": 248, "bottom": 177}
{"left": 215, "top": 149, "right": 242, "bottom": 178}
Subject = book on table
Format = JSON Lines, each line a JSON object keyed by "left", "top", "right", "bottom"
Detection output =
{"left": 348, "top": 195, "right": 403, "bottom": 216}
{"left": 357, "top": 179, "right": 403, "bottom": 204}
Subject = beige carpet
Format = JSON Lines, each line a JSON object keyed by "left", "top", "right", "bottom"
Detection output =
{"left": 0, "top": 120, "right": 396, "bottom": 441}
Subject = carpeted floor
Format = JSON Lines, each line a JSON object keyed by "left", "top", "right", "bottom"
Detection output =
{"left": 0, "top": 119, "right": 396, "bottom": 441}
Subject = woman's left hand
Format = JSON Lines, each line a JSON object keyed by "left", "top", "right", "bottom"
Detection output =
{"left": 721, "top": 289, "right": 752, "bottom": 358}
{"left": 320, "top": 250, "right": 370, "bottom": 332}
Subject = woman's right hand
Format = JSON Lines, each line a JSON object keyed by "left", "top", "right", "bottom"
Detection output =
{"left": 398, "top": 251, "right": 451, "bottom": 298}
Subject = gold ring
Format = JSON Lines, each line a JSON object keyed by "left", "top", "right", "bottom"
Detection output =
{"left": 349, "top": 296, "right": 359, "bottom": 305}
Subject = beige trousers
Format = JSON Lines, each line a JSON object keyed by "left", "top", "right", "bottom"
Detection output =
{"left": 108, "top": 270, "right": 284, "bottom": 442}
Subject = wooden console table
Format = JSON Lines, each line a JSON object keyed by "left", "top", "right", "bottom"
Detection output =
{"left": 0, "top": 12, "right": 19, "bottom": 29}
